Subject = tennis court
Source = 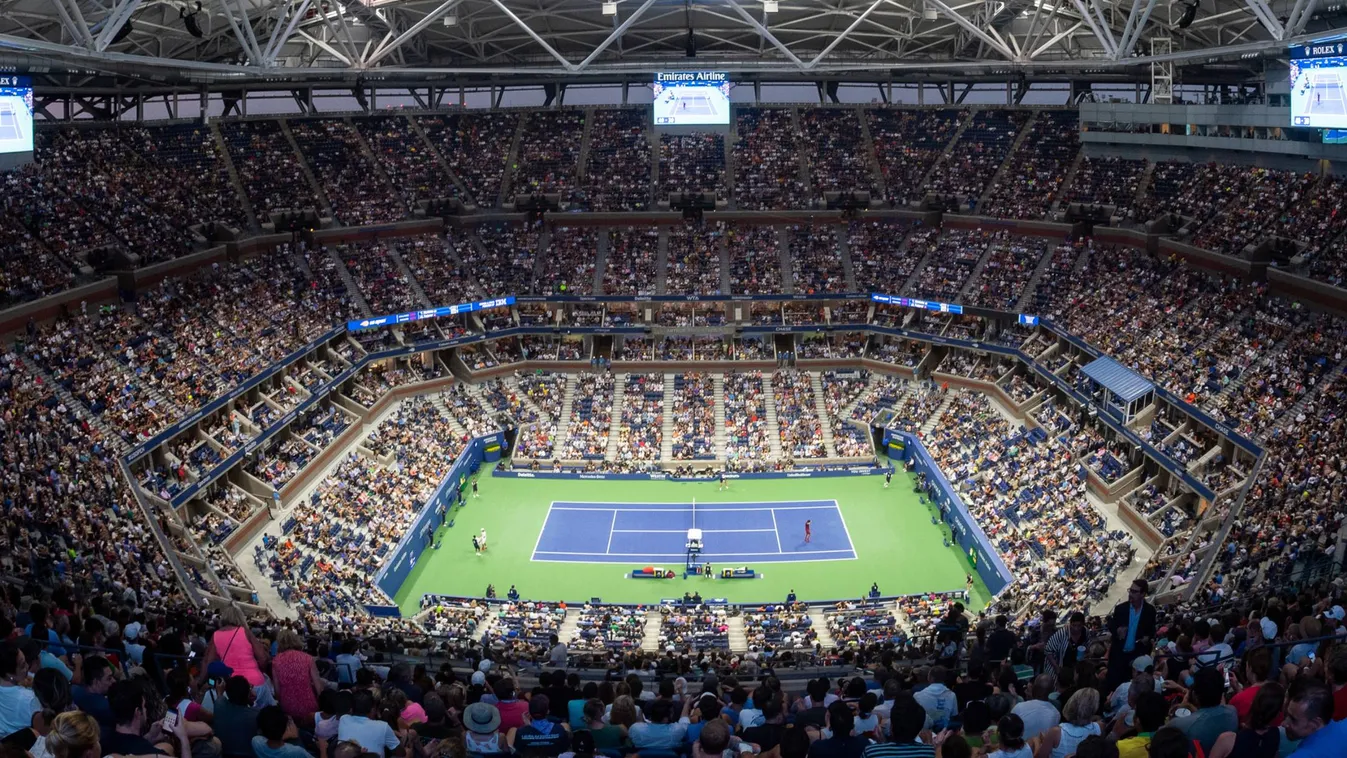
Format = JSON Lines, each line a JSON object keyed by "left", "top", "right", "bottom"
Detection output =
{"left": 530, "top": 499, "right": 855, "bottom": 564}
{"left": 1306, "top": 72, "right": 1347, "bottom": 116}
{"left": 668, "top": 86, "right": 722, "bottom": 117}
{"left": 393, "top": 471, "right": 980, "bottom": 613}
{"left": 0, "top": 100, "right": 24, "bottom": 142}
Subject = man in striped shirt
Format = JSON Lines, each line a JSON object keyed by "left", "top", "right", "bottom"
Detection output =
{"left": 861, "top": 694, "right": 933, "bottom": 758}
{"left": 1043, "top": 611, "right": 1091, "bottom": 676}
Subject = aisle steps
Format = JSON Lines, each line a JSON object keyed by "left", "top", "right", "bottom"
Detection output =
{"left": 810, "top": 611, "right": 837, "bottom": 650}
{"left": 642, "top": 610, "right": 664, "bottom": 652}
{"left": 661, "top": 377, "right": 677, "bottom": 460}
{"left": 727, "top": 615, "right": 748, "bottom": 652}
{"left": 554, "top": 375, "right": 578, "bottom": 457}
{"left": 808, "top": 372, "right": 837, "bottom": 457}
{"left": 278, "top": 119, "right": 335, "bottom": 218}
{"left": 208, "top": 121, "right": 260, "bottom": 230}
{"left": 605, "top": 375, "right": 627, "bottom": 461}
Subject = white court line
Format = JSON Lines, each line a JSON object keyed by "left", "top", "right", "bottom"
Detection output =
{"left": 611, "top": 528, "right": 776, "bottom": 534}
{"left": 832, "top": 498, "right": 858, "bottom": 558}
{"left": 534, "top": 549, "right": 857, "bottom": 557}
{"left": 550, "top": 499, "right": 838, "bottom": 506}
{"left": 770, "top": 509, "right": 784, "bottom": 553}
{"left": 531, "top": 555, "right": 859, "bottom": 564}
{"left": 550, "top": 505, "right": 837, "bottom": 513}
{"left": 530, "top": 502, "right": 557, "bottom": 557}
{"left": 604, "top": 510, "right": 618, "bottom": 554}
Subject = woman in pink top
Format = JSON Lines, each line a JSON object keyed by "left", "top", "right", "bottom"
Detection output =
{"left": 199, "top": 605, "right": 275, "bottom": 707}
{"left": 271, "top": 629, "right": 325, "bottom": 729}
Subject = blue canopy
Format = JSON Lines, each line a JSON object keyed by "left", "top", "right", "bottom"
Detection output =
{"left": 1081, "top": 357, "right": 1154, "bottom": 404}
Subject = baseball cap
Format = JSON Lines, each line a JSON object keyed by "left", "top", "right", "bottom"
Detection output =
{"left": 478, "top": 659, "right": 493, "bottom": 673}
{"left": 471, "top": 670, "right": 486, "bottom": 686}
{"left": 1131, "top": 655, "right": 1154, "bottom": 672}
{"left": 1322, "top": 605, "right": 1345, "bottom": 622}
{"left": 1259, "top": 617, "right": 1278, "bottom": 640}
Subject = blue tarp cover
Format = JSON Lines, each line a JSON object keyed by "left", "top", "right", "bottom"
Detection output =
{"left": 1081, "top": 356, "right": 1154, "bottom": 404}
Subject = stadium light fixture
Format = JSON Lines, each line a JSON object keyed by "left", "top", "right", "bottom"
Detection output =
{"left": 603, "top": 1, "right": 618, "bottom": 14}
{"left": 764, "top": 1, "right": 779, "bottom": 12}
{"left": 442, "top": 14, "right": 457, "bottom": 26}
{"left": 922, "top": 1, "right": 938, "bottom": 20}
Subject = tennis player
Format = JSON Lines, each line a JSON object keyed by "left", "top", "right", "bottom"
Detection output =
{"left": 804, "top": 519, "right": 812, "bottom": 544}
{"left": 479, "top": 527, "right": 488, "bottom": 552}
{"left": 884, "top": 470, "right": 892, "bottom": 488}
{"left": 472, "top": 479, "right": 479, "bottom": 498}
{"left": 718, "top": 471, "right": 727, "bottom": 491}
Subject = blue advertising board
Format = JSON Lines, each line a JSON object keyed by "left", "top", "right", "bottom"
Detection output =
{"left": 347, "top": 296, "right": 516, "bottom": 332}
{"left": 372, "top": 433, "right": 502, "bottom": 610}
{"left": 895, "top": 432, "right": 1013, "bottom": 596}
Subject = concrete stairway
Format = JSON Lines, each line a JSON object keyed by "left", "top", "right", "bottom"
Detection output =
{"left": 919, "top": 391, "right": 958, "bottom": 436}
{"left": 326, "top": 247, "right": 374, "bottom": 317}
{"left": 1207, "top": 322, "right": 1306, "bottom": 407}
{"left": 839, "top": 373, "right": 880, "bottom": 420}
{"left": 1049, "top": 148, "right": 1087, "bottom": 216}
{"left": 388, "top": 247, "right": 433, "bottom": 308}
{"left": 789, "top": 107, "right": 811, "bottom": 198}
{"left": 1134, "top": 160, "right": 1157, "bottom": 206}
{"left": 724, "top": 116, "right": 737, "bottom": 209}
{"left": 19, "top": 352, "right": 128, "bottom": 454}
{"left": 208, "top": 121, "right": 260, "bottom": 231}
{"left": 655, "top": 225, "right": 671, "bottom": 295}
{"left": 718, "top": 234, "right": 732, "bottom": 295}
{"left": 916, "top": 110, "right": 976, "bottom": 192}
{"left": 808, "top": 373, "right": 837, "bottom": 456}
{"left": 727, "top": 615, "right": 748, "bottom": 653}
{"left": 836, "top": 224, "right": 858, "bottom": 292}
{"left": 777, "top": 225, "right": 793, "bottom": 294}
{"left": 765, "top": 380, "right": 785, "bottom": 457}
{"left": 592, "top": 229, "right": 610, "bottom": 292}
{"left": 809, "top": 610, "right": 837, "bottom": 650}
{"left": 557, "top": 609, "right": 581, "bottom": 645}
{"left": 605, "top": 375, "right": 627, "bottom": 461}
{"left": 977, "top": 111, "right": 1039, "bottom": 209}
{"left": 1015, "top": 243, "right": 1076, "bottom": 312}
{"left": 661, "top": 378, "right": 677, "bottom": 460}
{"left": 404, "top": 115, "right": 473, "bottom": 200}
{"left": 344, "top": 117, "right": 398, "bottom": 203}
{"left": 428, "top": 392, "right": 473, "bottom": 439}
{"left": 855, "top": 106, "right": 886, "bottom": 195}
{"left": 533, "top": 226, "right": 552, "bottom": 282}
{"left": 554, "top": 375, "right": 578, "bottom": 457}
{"left": 712, "top": 374, "right": 727, "bottom": 456}
{"left": 498, "top": 114, "right": 528, "bottom": 207}
{"left": 278, "top": 119, "right": 335, "bottom": 218}
{"left": 642, "top": 610, "right": 664, "bottom": 652}
{"left": 956, "top": 239, "right": 999, "bottom": 300}
{"left": 1271, "top": 356, "right": 1347, "bottom": 438}
{"left": 899, "top": 238, "right": 939, "bottom": 296}
{"left": 577, "top": 108, "right": 596, "bottom": 183}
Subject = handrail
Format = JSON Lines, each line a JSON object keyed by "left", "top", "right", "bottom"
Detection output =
{"left": 117, "top": 457, "right": 205, "bottom": 609}
{"left": 1182, "top": 451, "right": 1266, "bottom": 603}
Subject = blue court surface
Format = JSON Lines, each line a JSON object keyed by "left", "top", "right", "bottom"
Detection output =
{"left": 530, "top": 500, "right": 856, "bottom": 564}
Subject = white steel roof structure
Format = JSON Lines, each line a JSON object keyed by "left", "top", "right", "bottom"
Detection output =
{"left": 0, "top": 0, "right": 1341, "bottom": 84}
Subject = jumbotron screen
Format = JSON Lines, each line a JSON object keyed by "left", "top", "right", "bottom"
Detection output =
{"left": 653, "top": 72, "right": 730, "bottom": 126}
{"left": 0, "top": 76, "right": 34, "bottom": 155}
{"left": 1290, "top": 42, "right": 1347, "bottom": 129}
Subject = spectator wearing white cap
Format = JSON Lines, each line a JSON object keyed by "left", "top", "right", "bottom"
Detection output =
{"left": 463, "top": 702, "right": 506, "bottom": 754}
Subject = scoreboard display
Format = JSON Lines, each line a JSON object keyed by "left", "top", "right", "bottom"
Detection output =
{"left": 653, "top": 72, "right": 730, "bottom": 126}
{"left": 0, "top": 76, "right": 34, "bottom": 155}
{"left": 1290, "top": 42, "right": 1347, "bottom": 129}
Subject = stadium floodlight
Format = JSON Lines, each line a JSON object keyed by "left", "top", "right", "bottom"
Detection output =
{"left": 764, "top": 0, "right": 779, "bottom": 12}
{"left": 442, "top": 14, "right": 457, "bottom": 26}
{"left": 922, "top": 1, "right": 938, "bottom": 20}
{"left": 603, "top": 1, "right": 617, "bottom": 14}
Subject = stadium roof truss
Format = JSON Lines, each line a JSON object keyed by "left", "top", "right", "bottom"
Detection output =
{"left": 0, "top": 0, "right": 1341, "bottom": 87}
